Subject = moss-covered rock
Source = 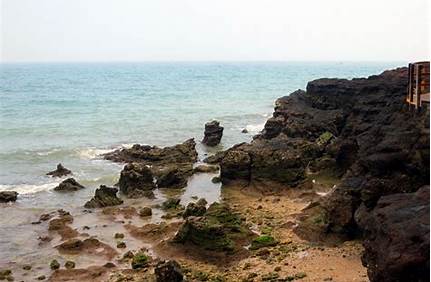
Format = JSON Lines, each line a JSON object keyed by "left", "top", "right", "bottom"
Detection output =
{"left": 183, "top": 202, "right": 206, "bottom": 218}
{"left": 173, "top": 202, "right": 252, "bottom": 252}
{"left": 131, "top": 252, "right": 149, "bottom": 269}
{"left": 50, "top": 259, "right": 60, "bottom": 270}
{"left": 84, "top": 185, "right": 123, "bottom": 208}
{"left": 249, "top": 235, "right": 278, "bottom": 250}
{"left": 162, "top": 198, "right": 183, "bottom": 210}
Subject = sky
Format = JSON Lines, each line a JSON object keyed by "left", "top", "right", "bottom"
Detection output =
{"left": 1, "top": 0, "right": 429, "bottom": 62}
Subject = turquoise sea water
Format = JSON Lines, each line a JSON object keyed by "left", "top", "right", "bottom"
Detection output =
{"left": 0, "top": 62, "right": 402, "bottom": 197}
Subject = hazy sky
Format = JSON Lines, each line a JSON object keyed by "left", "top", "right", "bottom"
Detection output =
{"left": 1, "top": 0, "right": 429, "bottom": 62}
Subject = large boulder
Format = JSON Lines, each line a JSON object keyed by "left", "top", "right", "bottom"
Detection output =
{"left": 118, "top": 163, "right": 155, "bottom": 197}
{"left": 202, "top": 121, "right": 224, "bottom": 146}
{"left": 54, "top": 178, "right": 85, "bottom": 192}
{"left": 155, "top": 164, "right": 193, "bottom": 189}
{"left": 356, "top": 186, "right": 430, "bottom": 282}
{"left": 155, "top": 260, "right": 184, "bottom": 282}
{"left": 84, "top": 185, "right": 123, "bottom": 208}
{"left": 46, "top": 163, "right": 72, "bottom": 177}
{"left": 105, "top": 139, "right": 198, "bottom": 192}
{"left": 173, "top": 203, "right": 253, "bottom": 252}
{"left": 0, "top": 191, "right": 18, "bottom": 203}
{"left": 103, "top": 139, "right": 198, "bottom": 166}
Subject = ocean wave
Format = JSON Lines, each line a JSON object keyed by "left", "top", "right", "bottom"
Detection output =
{"left": 245, "top": 123, "right": 265, "bottom": 133}
{"left": 75, "top": 147, "right": 114, "bottom": 160}
{"left": 0, "top": 182, "right": 59, "bottom": 195}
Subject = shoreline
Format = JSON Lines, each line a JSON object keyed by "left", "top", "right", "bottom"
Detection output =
{"left": 0, "top": 66, "right": 428, "bottom": 282}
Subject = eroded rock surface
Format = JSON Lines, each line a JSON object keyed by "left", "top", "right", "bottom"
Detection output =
{"left": 104, "top": 139, "right": 198, "bottom": 193}
{"left": 84, "top": 185, "right": 123, "bottom": 208}
{"left": 173, "top": 202, "right": 253, "bottom": 252}
{"left": 46, "top": 163, "right": 72, "bottom": 177}
{"left": 355, "top": 186, "right": 430, "bottom": 282}
{"left": 0, "top": 191, "right": 18, "bottom": 203}
{"left": 54, "top": 178, "right": 85, "bottom": 192}
{"left": 202, "top": 121, "right": 224, "bottom": 146}
{"left": 118, "top": 163, "right": 155, "bottom": 197}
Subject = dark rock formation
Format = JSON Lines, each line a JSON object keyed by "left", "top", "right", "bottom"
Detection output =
{"left": 183, "top": 202, "right": 206, "bottom": 218}
{"left": 173, "top": 202, "right": 253, "bottom": 252}
{"left": 53, "top": 178, "right": 85, "bottom": 192}
{"left": 104, "top": 139, "right": 197, "bottom": 166}
{"left": 155, "top": 260, "right": 184, "bottom": 282}
{"left": 104, "top": 139, "right": 198, "bottom": 193}
{"left": 206, "top": 67, "right": 429, "bottom": 281}
{"left": 84, "top": 185, "right": 123, "bottom": 208}
{"left": 213, "top": 68, "right": 429, "bottom": 229}
{"left": 155, "top": 165, "right": 193, "bottom": 189}
{"left": 46, "top": 163, "right": 72, "bottom": 177}
{"left": 202, "top": 121, "right": 224, "bottom": 146}
{"left": 118, "top": 163, "right": 155, "bottom": 197}
{"left": 356, "top": 186, "right": 430, "bottom": 282}
{"left": 0, "top": 191, "right": 18, "bottom": 203}
{"left": 193, "top": 164, "right": 219, "bottom": 173}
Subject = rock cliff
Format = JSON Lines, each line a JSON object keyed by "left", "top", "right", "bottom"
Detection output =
{"left": 209, "top": 67, "right": 429, "bottom": 281}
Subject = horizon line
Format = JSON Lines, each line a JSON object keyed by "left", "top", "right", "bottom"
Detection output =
{"left": 0, "top": 59, "right": 409, "bottom": 65}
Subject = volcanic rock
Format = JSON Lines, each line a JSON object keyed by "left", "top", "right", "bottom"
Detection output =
{"left": 54, "top": 178, "right": 85, "bottom": 192}
{"left": 118, "top": 163, "right": 155, "bottom": 197}
{"left": 155, "top": 260, "right": 184, "bottom": 282}
{"left": 103, "top": 139, "right": 198, "bottom": 166}
{"left": 46, "top": 163, "right": 72, "bottom": 177}
{"left": 173, "top": 202, "right": 253, "bottom": 252}
{"left": 355, "top": 186, "right": 430, "bottom": 282}
{"left": 84, "top": 185, "right": 123, "bottom": 208}
{"left": 0, "top": 191, "right": 18, "bottom": 203}
{"left": 202, "top": 121, "right": 224, "bottom": 146}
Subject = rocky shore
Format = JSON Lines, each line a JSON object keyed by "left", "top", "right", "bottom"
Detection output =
{"left": 0, "top": 67, "right": 428, "bottom": 282}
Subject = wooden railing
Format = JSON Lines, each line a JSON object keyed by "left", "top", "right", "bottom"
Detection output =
{"left": 406, "top": 61, "right": 430, "bottom": 109}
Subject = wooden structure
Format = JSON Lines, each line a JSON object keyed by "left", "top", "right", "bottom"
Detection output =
{"left": 406, "top": 61, "right": 430, "bottom": 109}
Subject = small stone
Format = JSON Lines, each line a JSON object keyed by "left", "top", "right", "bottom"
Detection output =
{"left": 117, "top": 241, "right": 127, "bottom": 248}
{"left": 103, "top": 262, "right": 116, "bottom": 268}
{"left": 37, "top": 275, "right": 46, "bottom": 280}
{"left": 39, "top": 213, "right": 52, "bottom": 221}
{"left": 274, "top": 266, "right": 281, "bottom": 272}
{"left": 131, "top": 252, "right": 149, "bottom": 269}
{"left": 50, "top": 260, "right": 60, "bottom": 270}
{"left": 242, "top": 128, "right": 248, "bottom": 133}
{"left": 64, "top": 261, "right": 75, "bottom": 269}
{"left": 123, "top": 250, "right": 134, "bottom": 259}
{"left": 22, "top": 265, "right": 31, "bottom": 271}
{"left": 211, "top": 176, "right": 221, "bottom": 183}
{"left": 139, "top": 207, "right": 152, "bottom": 217}
{"left": 154, "top": 260, "right": 183, "bottom": 282}
{"left": 114, "top": 233, "right": 124, "bottom": 239}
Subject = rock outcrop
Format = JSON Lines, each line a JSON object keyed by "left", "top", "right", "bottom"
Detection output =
{"left": 173, "top": 202, "right": 253, "bottom": 252}
{"left": 118, "top": 163, "right": 155, "bottom": 197}
{"left": 0, "top": 191, "right": 18, "bottom": 203}
{"left": 155, "top": 260, "right": 184, "bottom": 282}
{"left": 54, "top": 178, "right": 85, "bottom": 192}
{"left": 104, "top": 139, "right": 198, "bottom": 193}
{"left": 356, "top": 186, "right": 430, "bottom": 282}
{"left": 202, "top": 121, "right": 224, "bottom": 146}
{"left": 206, "top": 67, "right": 429, "bottom": 281}
{"left": 84, "top": 185, "right": 123, "bottom": 208}
{"left": 46, "top": 163, "right": 72, "bottom": 177}
{"left": 104, "top": 139, "right": 197, "bottom": 165}
{"left": 211, "top": 68, "right": 429, "bottom": 229}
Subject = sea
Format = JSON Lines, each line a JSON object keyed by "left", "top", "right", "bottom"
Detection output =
{"left": 0, "top": 62, "right": 403, "bottom": 266}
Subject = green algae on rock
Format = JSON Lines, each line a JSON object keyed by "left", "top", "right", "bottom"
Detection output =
{"left": 131, "top": 252, "right": 150, "bottom": 269}
{"left": 173, "top": 202, "right": 253, "bottom": 252}
{"left": 249, "top": 235, "right": 278, "bottom": 250}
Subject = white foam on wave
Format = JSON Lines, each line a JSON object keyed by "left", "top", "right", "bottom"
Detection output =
{"left": 0, "top": 182, "right": 59, "bottom": 195}
{"left": 76, "top": 147, "right": 115, "bottom": 160}
{"left": 245, "top": 123, "right": 265, "bottom": 133}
